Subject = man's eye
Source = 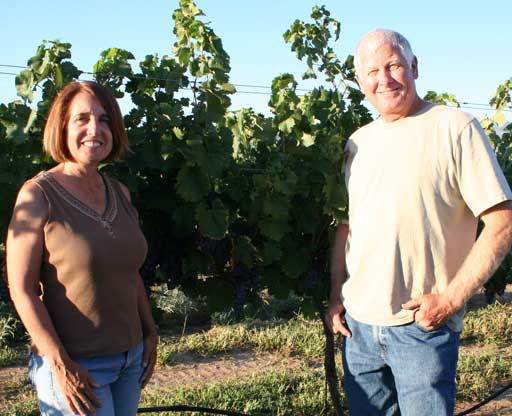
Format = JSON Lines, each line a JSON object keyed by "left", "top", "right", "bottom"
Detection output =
{"left": 100, "top": 115, "right": 110, "bottom": 123}
{"left": 368, "top": 69, "right": 378, "bottom": 77}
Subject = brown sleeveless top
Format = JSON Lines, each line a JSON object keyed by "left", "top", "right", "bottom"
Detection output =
{"left": 31, "top": 171, "right": 147, "bottom": 358}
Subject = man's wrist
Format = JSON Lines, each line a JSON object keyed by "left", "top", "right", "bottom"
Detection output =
{"left": 442, "top": 292, "right": 463, "bottom": 316}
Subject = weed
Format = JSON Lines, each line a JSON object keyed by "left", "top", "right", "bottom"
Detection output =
{"left": 461, "top": 302, "right": 512, "bottom": 347}
{"left": 140, "top": 367, "right": 337, "bottom": 416}
{"left": 152, "top": 287, "right": 210, "bottom": 330}
{"left": 0, "top": 302, "right": 26, "bottom": 345}
{"left": 158, "top": 317, "right": 324, "bottom": 365}
{"left": 0, "top": 345, "right": 23, "bottom": 367}
{"left": 0, "top": 369, "right": 38, "bottom": 415}
{"left": 2, "top": 289, "right": 511, "bottom": 414}
{"left": 0, "top": 314, "right": 17, "bottom": 344}
{"left": 456, "top": 347, "right": 512, "bottom": 402}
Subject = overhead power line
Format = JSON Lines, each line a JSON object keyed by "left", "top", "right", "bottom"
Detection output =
{"left": 0, "top": 64, "right": 28, "bottom": 69}
{"left": 0, "top": 63, "right": 510, "bottom": 112}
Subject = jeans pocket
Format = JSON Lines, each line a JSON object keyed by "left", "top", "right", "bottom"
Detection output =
{"left": 414, "top": 321, "right": 432, "bottom": 332}
{"left": 413, "top": 321, "right": 448, "bottom": 334}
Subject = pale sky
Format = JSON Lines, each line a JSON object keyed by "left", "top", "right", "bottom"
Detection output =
{"left": 2, "top": 0, "right": 511, "bottom": 120}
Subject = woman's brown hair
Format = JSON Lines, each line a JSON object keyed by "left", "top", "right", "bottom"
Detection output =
{"left": 43, "top": 81, "right": 128, "bottom": 163}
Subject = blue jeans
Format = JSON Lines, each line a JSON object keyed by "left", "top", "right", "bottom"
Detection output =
{"left": 342, "top": 313, "right": 460, "bottom": 416}
{"left": 28, "top": 341, "right": 144, "bottom": 416}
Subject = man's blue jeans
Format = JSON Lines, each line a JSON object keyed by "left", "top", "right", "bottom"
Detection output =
{"left": 28, "top": 341, "right": 144, "bottom": 416}
{"left": 342, "top": 313, "right": 460, "bottom": 416}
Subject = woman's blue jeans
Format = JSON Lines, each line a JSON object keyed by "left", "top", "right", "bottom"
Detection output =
{"left": 28, "top": 341, "right": 144, "bottom": 416}
{"left": 342, "top": 313, "right": 460, "bottom": 416}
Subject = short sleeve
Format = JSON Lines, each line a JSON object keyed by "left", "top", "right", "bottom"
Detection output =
{"left": 455, "top": 119, "right": 512, "bottom": 217}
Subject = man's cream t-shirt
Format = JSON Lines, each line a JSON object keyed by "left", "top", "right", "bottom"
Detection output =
{"left": 342, "top": 103, "right": 512, "bottom": 332}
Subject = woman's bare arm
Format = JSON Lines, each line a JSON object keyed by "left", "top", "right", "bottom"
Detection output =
{"left": 7, "top": 181, "right": 100, "bottom": 415}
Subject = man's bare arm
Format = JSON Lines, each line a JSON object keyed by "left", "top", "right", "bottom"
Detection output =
{"left": 403, "top": 200, "right": 512, "bottom": 330}
{"left": 325, "top": 223, "right": 352, "bottom": 337}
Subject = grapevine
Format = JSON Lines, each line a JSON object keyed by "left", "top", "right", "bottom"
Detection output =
{"left": 0, "top": 0, "right": 510, "bottom": 337}
{"left": 0, "top": 3, "right": 511, "bottom": 415}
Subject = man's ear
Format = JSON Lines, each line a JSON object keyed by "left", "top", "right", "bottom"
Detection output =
{"left": 411, "top": 56, "right": 419, "bottom": 79}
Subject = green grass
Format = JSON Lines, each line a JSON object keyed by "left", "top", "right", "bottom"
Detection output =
{"left": 157, "top": 317, "right": 324, "bottom": 365}
{"left": 456, "top": 347, "right": 512, "bottom": 402}
{"left": 461, "top": 302, "right": 512, "bottom": 347}
{"left": 0, "top": 370, "right": 38, "bottom": 416}
{"left": 140, "top": 367, "right": 338, "bottom": 416}
{"left": 1, "top": 291, "right": 511, "bottom": 414}
{"left": 0, "top": 345, "right": 24, "bottom": 367}
{"left": 0, "top": 300, "right": 29, "bottom": 367}
{"left": 0, "top": 301, "right": 27, "bottom": 347}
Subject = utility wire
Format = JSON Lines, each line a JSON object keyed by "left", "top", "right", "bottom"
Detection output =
{"left": 0, "top": 64, "right": 27, "bottom": 69}
{"left": 0, "top": 65, "right": 314, "bottom": 93}
{"left": 0, "top": 63, "right": 510, "bottom": 112}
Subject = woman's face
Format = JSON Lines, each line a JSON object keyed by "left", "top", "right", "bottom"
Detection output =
{"left": 65, "top": 92, "right": 113, "bottom": 167}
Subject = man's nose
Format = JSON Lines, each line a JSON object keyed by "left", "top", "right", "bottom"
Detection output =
{"left": 377, "top": 69, "right": 394, "bottom": 85}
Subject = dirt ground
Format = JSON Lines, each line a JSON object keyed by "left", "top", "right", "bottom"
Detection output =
{"left": 1, "top": 353, "right": 511, "bottom": 415}
{"left": 1, "top": 286, "right": 511, "bottom": 415}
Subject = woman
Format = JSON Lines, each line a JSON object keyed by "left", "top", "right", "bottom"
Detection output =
{"left": 6, "top": 81, "right": 157, "bottom": 415}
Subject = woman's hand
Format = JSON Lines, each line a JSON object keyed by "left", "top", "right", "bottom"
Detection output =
{"left": 51, "top": 359, "right": 101, "bottom": 415}
{"left": 135, "top": 273, "right": 158, "bottom": 389}
{"left": 140, "top": 333, "right": 158, "bottom": 388}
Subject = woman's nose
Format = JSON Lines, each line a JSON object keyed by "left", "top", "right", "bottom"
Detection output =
{"left": 86, "top": 118, "right": 99, "bottom": 136}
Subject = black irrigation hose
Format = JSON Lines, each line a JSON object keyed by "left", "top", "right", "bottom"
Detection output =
{"left": 137, "top": 405, "right": 250, "bottom": 415}
{"left": 455, "top": 379, "right": 512, "bottom": 416}
{"left": 135, "top": 379, "right": 512, "bottom": 415}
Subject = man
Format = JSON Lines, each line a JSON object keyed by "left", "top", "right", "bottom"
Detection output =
{"left": 325, "top": 29, "right": 512, "bottom": 415}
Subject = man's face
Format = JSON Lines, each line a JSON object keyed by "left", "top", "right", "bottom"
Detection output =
{"left": 356, "top": 42, "right": 418, "bottom": 122}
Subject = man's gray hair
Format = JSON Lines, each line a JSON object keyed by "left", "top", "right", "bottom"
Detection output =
{"left": 354, "top": 29, "right": 415, "bottom": 75}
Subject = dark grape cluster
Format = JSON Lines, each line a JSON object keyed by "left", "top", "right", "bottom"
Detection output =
{"left": 140, "top": 238, "right": 163, "bottom": 282}
{"left": 160, "top": 248, "right": 183, "bottom": 290}
{"left": 0, "top": 250, "right": 7, "bottom": 302}
{"left": 302, "top": 268, "right": 322, "bottom": 296}
{"left": 484, "top": 267, "right": 509, "bottom": 303}
{"left": 301, "top": 252, "right": 328, "bottom": 297}
{"left": 231, "top": 266, "right": 260, "bottom": 318}
{"left": 195, "top": 232, "right": 231, "bottom": 267}
{"left": 140, "top": 236, "right": 183, "bottom": 291}
{"left": 0, "top": 277, "right": 9, "bottom": 303}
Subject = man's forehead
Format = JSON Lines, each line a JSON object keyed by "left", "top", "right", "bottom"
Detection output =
{"left": 359, "top": 33, "right": 395, "bottom": 54}
{"left": 357, "top": 40, "right": 404, "bottom": 66}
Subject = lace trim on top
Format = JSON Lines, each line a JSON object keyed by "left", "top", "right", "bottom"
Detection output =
{"left": 37, "top": 171, "right": 118, "bottom": 237}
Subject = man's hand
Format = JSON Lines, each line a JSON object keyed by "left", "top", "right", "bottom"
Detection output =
{"left": 325, "top": 302, "right": 352, "bottom": 337}
{"left": 402, "top": 293, "right": 457, "bottom": 331}
{"left": 51, "top": 359, "right": 101, "bottom": 415}
{"left": 140, "top": 333, "right": 158, "bottom": 388}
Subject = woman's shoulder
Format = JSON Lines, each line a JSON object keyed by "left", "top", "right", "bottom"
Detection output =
{"left": 19, "top": 171, "right": 49, "bottom": 195}
{"left": 25, "top": 170, "right": 51, "bottom": 188}
{"left": 11, "top": 173, "right": 50, "bottom": 223}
